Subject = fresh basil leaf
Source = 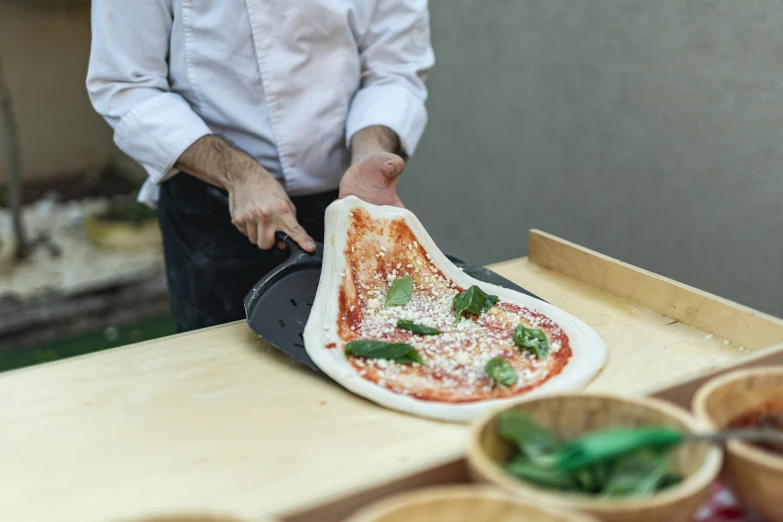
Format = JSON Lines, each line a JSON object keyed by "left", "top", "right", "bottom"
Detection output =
{"left": 498, "top": 420, "right": 682, "bottom": 497}
{"left": 514, "top": 324, "right": 550, "bottom": 360}
{"left": 657, "top": 473, "right": 683, "bottom": 490}
{"left": 497, "top": 411, "right": 557, "bottom": 458}
{"left": 485, "top": 357, "right": 518, "bottom": 387}
{"left": 554, "top": 427, "right": 684, "bottom": 472}
{"left": 601, "top": 450, "right": 672, "bottom": 497}
{"left": 453, "top": 285, "right": 498, "bottom": 324}
{"left": 385, "top": 276, "right": 413, "bottom": 307}
{"left": 505, "top": 455, "right": 575, "bottom": 490}
{"left": 397, "top": 319, "right": 440, "bottom": 335}
{"left": 345, "top": 340, "right": 423, "bottom": 364}
{"left": 574, "top": 464, "right": 610, "bottom": 494}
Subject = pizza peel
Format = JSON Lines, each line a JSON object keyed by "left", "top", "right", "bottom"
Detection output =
{"left": 207, "top": 187, "right": 545, "bottom": 374}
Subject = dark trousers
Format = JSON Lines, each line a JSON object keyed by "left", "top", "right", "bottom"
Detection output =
{"left": 157, "top": 173, "right": 337, "bottom": 333}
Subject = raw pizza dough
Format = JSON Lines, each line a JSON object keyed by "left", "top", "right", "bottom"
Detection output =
{"left": 303, "top": 196, "right": 607, "bottom": 423}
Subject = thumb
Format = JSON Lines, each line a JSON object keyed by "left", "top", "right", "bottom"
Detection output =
{"left": 382, "top": 154, "right": 405, "bottom": 179}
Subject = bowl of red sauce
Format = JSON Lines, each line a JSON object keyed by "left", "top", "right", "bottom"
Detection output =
{"left": 693, "top": 367, "right": 783, "bottom": 521}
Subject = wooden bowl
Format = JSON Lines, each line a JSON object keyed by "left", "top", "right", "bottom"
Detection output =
{"left": 119, "top": 514, "right": 278, "bottom": 522}
{"left": 468, "top": 393, "right": 722, "bottom": 522}
{"left": 118, "top": 515, "right": 248, "bottom": 522}
{"left": 342, "top": 485, "right": 598, "bottom": 522}
{"left": 692, "top": 367, "right": 783, "bottom": 521}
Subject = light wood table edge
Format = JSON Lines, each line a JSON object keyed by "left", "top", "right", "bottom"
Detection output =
{"left": 524, "top": 229, "right": 783, "bottom": 350}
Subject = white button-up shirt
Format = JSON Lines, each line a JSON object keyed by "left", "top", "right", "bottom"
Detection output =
{"left": 86, "top": 0, "right": 434, "bottom": 205}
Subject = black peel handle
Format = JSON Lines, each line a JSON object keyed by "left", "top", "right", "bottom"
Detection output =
{"left": 205, "top": 185, "right": 299, "bottom": 253}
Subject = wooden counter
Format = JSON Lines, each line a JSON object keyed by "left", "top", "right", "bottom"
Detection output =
{"left": 0, "top": 321, "right": 466, "bottom": 522}
{"left": 1, "top": 231, "right": 780, "bottom": 522}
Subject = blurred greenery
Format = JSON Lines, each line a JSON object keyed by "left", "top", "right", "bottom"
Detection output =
{"left": 100, "top": 198, "right": 158, "bottom": 225}
{"left": 0, "top": 314, "right": 176, "bottom": 373}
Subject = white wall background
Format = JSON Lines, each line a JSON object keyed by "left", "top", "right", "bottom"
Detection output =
{"left": 0, "top": 2, "right": 116, "bottom": 182}
{"left": 401, "top": 0, "right": 782, "bottom": 317}
{"left": 1, "top": 1, "right": 780, "bottom": 317}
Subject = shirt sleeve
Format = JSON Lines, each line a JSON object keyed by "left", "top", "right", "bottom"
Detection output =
{"left": 345, "top": 0, "right": 435, "bottom": 156}
{"left": 86, "top": 0, "right": 212, "bottom": 184}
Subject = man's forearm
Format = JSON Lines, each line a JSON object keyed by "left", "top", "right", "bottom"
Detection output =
{"left": 350, "top": 125, "right": 400, "bottom": 165}
{"left": 174, "top": 134, "right": 260, "bottom": 190}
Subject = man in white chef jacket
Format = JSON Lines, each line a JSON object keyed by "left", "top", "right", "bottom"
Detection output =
{"left": 86, "top": 1, "right": 434, "bottom": 332}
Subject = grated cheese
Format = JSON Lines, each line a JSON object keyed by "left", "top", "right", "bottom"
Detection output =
{"left": 342, "top": 265, "right": 560, "bottom": 399}
{"left": 338, "top": 235, "right": 566, "bottom": 401}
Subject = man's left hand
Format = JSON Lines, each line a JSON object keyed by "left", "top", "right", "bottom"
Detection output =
{"left": 339, "top": 151, "right": 405, "bottom": 208}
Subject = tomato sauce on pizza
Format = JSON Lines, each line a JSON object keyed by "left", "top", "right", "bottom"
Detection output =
{"left": 334, "top": 208, "right": 572, "bottom": 403}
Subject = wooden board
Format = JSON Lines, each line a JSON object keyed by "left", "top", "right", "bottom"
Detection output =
{"left": 0, "top": 325, "right": 465, "bottom": 522}
{"left": 489, "top": 230, "right": 783, "bottom": 395}
{"left": 0, "top": 230, "right": 780, "bottom": 522}
{"left": 649, "top": 341, "right": 783, "bottom": 408}
{"left": 527, "top": 230, "right": 783, "bottom": 351}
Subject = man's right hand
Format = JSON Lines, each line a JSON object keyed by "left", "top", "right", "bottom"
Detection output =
{"left": 227, "top": 167, "right": 316, "bottom": 252}
{"left": 174, "top": 135, "right": 316, "bottom": 252}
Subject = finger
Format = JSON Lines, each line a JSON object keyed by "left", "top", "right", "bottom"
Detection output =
{"left": 231, "top": 211, "right": 248, "bottom": 238}
{"left": 232, "top": 215, "right": 251, "bottom": 239}
{"left": 233, "top": 220, "right": 248, "bottom": 237}
{"left": 279, "top": 214, "right": 316, "bottom": 253}
{"left": 271, "top": 188, "right": 297, "bottom": 217}
{"left": 383, "top": 155, "right": 405, "bottom": 179}
{"left": 257, "top": 220, "right": 276, "bottom": 250}
{"left": 246, "top": 220, "right": 258, "bottom": 244}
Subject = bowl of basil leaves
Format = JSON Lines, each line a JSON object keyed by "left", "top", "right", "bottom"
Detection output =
{"left": 467, "top": 393, "right": 722, "bottom": 522}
